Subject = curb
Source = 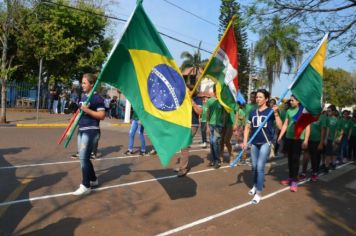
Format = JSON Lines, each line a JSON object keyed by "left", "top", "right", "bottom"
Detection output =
{"left": 0, "top": 123, "right": 131, "bottom": 128}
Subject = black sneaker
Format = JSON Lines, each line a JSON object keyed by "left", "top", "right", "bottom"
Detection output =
{"left": 71, "top": 153, "right": 79, "bottom": 159}
{"left": 90, "top": 153, "right": 97, "bottom": 159}
{"left": 139, "top": 151, "right": 148, "bottom": 156}
{"left": 214, "top": 162, "right": 221, "bottom": 169}
{"left": 124, "top": 150, "right": 134, "bottom": 155}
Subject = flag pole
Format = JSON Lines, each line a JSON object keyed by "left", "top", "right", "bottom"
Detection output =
{"left": 190, "top": 15, "right": 236, "bottom": 97}
{"left": 230, "top": 33, "right": 328, "bottom": 167}
{"left": 63, "top": 2, "right": 141, "bottom": 148}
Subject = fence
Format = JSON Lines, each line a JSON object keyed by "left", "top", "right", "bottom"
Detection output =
{"left": 0, "top": 81, "right": 48, "bottom": 109}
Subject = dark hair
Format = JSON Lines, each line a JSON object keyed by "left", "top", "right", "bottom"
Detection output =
{"left": 256, "top": 89, "right": 270, "bottom": 101}
{"left": 328, "top": 104, "right": 337, "bottom": 112}
{"left": 251, "top": 91, "right": 257, "bottom": 96}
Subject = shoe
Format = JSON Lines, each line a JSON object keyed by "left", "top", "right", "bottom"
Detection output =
{"left": 248, "top": 186, "right": 256, "bottom": 196}
{"left": 331, "top": 163, "right": 336, "bottom": 170}
{"left": 310, "top": 174, "right": 318, "bottom": 182}
{"left": 280, "top": 178, "right": 291, "bottom": 186}
{"left": 149, "top": 149, "right": 157, "bottom": 155}
{"left": 324, "top": 166, "right": 329, "bottom": 174}
{"left": 207, "top": 161, "right": 214, "bottom": 167}
{"left": 90, "top": 179, "right": 99, "bottom": 187}
{"left": 73, "top": 184, "right": 91, "bottom": 196}
{"left": 90, "top": 152, "right": 97, "bottom": 159}
{"left": 237, "top": 160, "right": 246, "bottom": 166}
{"left": 251, "top": 193, "right": 261, "bottom": 204}
{"left": 139, "top": 150, "right": 148, "bottom": 156}
{"left": 173, "top": 167, "right": 180, "bottom": 172}
{"left": 124, "top": 150, "right": 134, "bottom": 155}
{"left": 290, "top": 181, "right": 298, "bottom": 192}
{"left": 177, "top": 167, "right": 190, "bottom": 177}
{"left": 298, "top": 173, "right": 306, "bottom": 181}
{"left": 71, "top": 153, "right": 79, "bottom": 159}
{"left": 201, "top": 142, "right": 207, "bottom": 148}
{"left": 214, "top": 162, "right": 221, "bottom": 169}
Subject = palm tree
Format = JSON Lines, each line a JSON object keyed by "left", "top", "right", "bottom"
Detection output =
{"left": 254, "top": 16, "right": 302, "bottom": 93}
{"left": 180, "top": 41, "right": 204, "bottom": 86}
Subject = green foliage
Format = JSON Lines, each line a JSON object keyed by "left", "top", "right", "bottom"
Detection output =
{"left": 219, "top": 0, "right": 249, "bottom": 94}
{"left": 323, "top": 67, "right": 356, "bottom": 108}
{"left": 254, "top": 16, "right": 302, "bottom": 93}
{"left": 13, "top": 0, "right": 112, "bottom": 84}
{"left": 246, "top": 0, "right": 355, "bottom": 59}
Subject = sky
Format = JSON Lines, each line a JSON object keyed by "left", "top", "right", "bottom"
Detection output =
{"left": 108, "top": 0, "right": 355, "bottom": 97}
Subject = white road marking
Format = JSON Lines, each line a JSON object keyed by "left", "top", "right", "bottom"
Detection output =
{"left": 156, "top": 161, "right": 354, "bottom": 236}
{"left": 0, "top": 149, "right": 209, "bottom": 170}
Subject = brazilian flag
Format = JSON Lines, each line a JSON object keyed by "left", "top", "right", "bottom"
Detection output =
{"left": 100, "top": 1, "right": 192, "bottom": 166}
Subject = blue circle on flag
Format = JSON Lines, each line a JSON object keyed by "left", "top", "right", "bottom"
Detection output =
{"left": 147, "top": 64, "right": 186, "bottom": 111}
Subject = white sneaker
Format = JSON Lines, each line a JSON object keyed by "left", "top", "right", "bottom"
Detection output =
{"left": 73, "top": 184, "right": 91, "bottom": 196}
{"left": 201, "top": 142, "right": 207, "bottom": 148}
{"left": 90, "top": 179, "right": 99, "bottom": 187}
{"left": 248, "top": 186, "right": 256, "bottom": 196}
{"left": 251, "top": 193, "right": 261, "bottom": 204}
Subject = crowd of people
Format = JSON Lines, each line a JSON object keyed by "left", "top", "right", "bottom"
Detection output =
{"left": 68, "top": 73, "right": 356, "bottom": 203}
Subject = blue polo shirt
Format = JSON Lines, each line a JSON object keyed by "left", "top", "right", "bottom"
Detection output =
{"left": 248, "top": 107, "right": 275, "bottom": 145}
{"left": 192, "top": 96, "right": 202, "bottom": 127}
{"left": 78, "top": 92, "right": 105, "bottom": 131}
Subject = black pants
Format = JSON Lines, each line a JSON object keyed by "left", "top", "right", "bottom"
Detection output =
{"left": 348, "top": 136, "right": 356, "bottom": 161}
{"left": 308, "top": 141, "right": 321, "bottom": 173}
{"left": 286, "top": 138, "right": 302, "bottom": 180}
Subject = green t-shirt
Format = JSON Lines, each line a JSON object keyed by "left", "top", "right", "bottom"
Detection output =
{"left": 206, "top": 98, "right": 224, "bottom": 126}
{"left": 245, "top": 103, "right": 257, "bottom": 119}
{"left": 351, "top": 119, "right": 356, "bottom": 136}
{"left": 225, "top": 111, "right": 235, "bottom": 128}
{"left": 309, "top": 117, "right": 325, "bottom": 142}
{"left": 285, "top": 107, "right": 299, "bottom": 139}
{"left": 279, "top": 110, "right": 287, "bottom": 123}
{"left": 236, "top": 108, "right": 246, "bottom": 126}
{"left": 339, "top": 118, "right": 352, "bottom": 135}
{"left": 326, "top": 116, "right": 339, "bottom": 142}
{"left": 201, "top": 104, "right": 208, "bottom": 122}
{"left": 319, "top": 114, "right": 327, "bottom": 128}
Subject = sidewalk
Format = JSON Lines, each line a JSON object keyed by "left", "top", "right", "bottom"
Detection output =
{"left": 0, "top": 111, "right": 130, "bottom": 128}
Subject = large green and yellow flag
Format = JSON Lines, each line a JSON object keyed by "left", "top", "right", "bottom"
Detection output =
{"left": 99, "top": 2, "right": 192, "bottom": 166}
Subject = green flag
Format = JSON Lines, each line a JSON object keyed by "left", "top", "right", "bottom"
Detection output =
{"left": 99, "top": 2, "right": 192, "bottom": 167}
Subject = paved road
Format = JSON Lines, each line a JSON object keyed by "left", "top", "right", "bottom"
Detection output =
{"left": 0, "top": 127, "right": 355, "bottom": 236}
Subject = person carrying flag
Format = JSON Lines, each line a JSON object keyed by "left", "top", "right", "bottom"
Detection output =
{"left": 68, "top": 73, "right": 106, "bottom": 196}
{"left": 241, "top": 89, "right": 282, "bottom": 204}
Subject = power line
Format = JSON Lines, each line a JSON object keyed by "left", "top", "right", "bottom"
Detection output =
{"left": 161, "top": 0, "right": 219, "bottom": 28}
{"left": 42, "top": 0, "right": 213, "bottom": 54}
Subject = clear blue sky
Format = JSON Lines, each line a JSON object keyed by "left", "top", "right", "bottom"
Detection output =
{"left": 110, "top": 0, "right": 355, "bottom": 97}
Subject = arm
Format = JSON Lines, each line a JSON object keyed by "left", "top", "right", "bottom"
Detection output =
{"left": 81, "top": 104, "right": 105, "bottom": 120}
{"left": 302, "top": 125, "right": 310, "bottom": 149}
{"left": 273, "top": 105, "right": 283, "bottom": 129}
{"left": 278, "top": 118, "right": 289, "bottom": 143}
{"left": 241, "top": 123, "right": 251, "bottom": 150}
{"left": 318, "top": 126, "right": 325, "bottom": 150}
{"left": 192, "top": 100, "right": 202, "bottom": 115}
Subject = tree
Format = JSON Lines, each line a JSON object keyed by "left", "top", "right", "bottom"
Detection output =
{"left": 0, "top": 0, "right": 24, "bottom": 123}
{"left": 180, "top": 41, "right": 205, "bottom": 86}
{"left": 246, "top": 0, "right": 356, "bottom": 59}
{"left": 324, "top": 67, "right": 355, "bottom": 108}
{"left": 254, "top": 16, "right": 302, "bottom": 93}
{"left": 218, "top": 0, "right": 249, "bottom": 94}
{"left": 13, "top": 0, "right": 111, "bottom": 107}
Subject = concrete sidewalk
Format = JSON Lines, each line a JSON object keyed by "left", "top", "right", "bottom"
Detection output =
{"left": 0, "top": 111, "right": 130, "bottom": 127}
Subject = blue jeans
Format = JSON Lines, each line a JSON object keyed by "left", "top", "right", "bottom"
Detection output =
{"left": 60, "top": 100, "right": 66, "bottom": 113}
{"left": 250, "top": 143, "right": 270, "bottom": 192}
{"left": 78, "top": 130, "right": 100, "bottom": 187}
{"left": 338, "top": 135, "right": 348, "bottom": 161}
{"left": 128, "top": 120, "right": 146, "bottom": 152}
{"left": 200, "top": 122, "right": 207, "bottom": 143}
{"left": 209, "top": 125, "right": 223, "bottom": 163}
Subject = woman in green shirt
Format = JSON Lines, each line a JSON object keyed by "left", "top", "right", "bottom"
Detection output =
{"left": 277, "top": 95, "right": 302, "bottom": 192}
{"left": 324, "top": 105, "right": 341, "bottom": 171}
